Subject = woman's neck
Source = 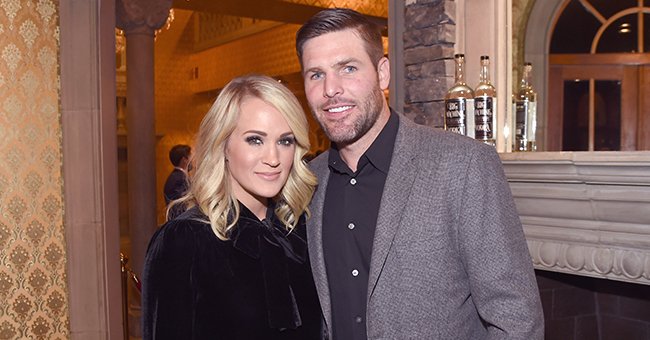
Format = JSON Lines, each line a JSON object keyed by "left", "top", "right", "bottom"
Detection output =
{"left": 238, "top": 197, "right": 268, "bottom": 221}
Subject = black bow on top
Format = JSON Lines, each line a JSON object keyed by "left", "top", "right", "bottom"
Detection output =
{"left": 230, "top": 204, "right": 307, "bottom": 330}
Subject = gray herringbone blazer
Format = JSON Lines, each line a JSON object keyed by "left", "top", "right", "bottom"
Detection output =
{"left": 307, "top": 113, "right": 544, "bottom": 339}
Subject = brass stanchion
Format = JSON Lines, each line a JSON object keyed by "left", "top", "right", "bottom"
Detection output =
{"left": 120, "top": 253, "right": 130, "bottom": 340}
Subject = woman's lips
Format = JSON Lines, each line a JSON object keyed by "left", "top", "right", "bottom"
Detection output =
{"left": 256, "top": 171, "right": 281, "bottom": 180}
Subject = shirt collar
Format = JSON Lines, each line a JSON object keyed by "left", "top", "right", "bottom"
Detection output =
{"left": 327, "top": 110, "right": 399, "bottom": 175}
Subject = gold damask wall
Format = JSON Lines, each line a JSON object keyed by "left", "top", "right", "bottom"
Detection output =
{"left": 0, "top": 0, "right": 68, "bottom": 339}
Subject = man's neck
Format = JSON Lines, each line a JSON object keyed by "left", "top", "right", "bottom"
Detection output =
{"left": 337, "top": 108, "right": 391, "bottom": 172}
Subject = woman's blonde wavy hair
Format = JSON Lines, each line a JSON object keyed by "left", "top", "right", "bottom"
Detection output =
{"left": 170, "top": 74, "right": 317, "bottom": 240}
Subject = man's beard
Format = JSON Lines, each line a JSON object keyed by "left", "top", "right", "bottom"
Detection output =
{"left": 313, "top": 86, "right": 384, "bottom": 145}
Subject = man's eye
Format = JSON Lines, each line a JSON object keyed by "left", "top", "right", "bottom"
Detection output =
{"left": 245, "top": 136, "right": 263, "bottom": 145}
{"left": 343, "top": 66, "right": 357, "bottom": 73}
{"left": 310, "top": 72, "right": 323, "bottom": 80}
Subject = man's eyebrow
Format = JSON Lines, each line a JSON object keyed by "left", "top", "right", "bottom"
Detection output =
{"left": 303, "top": 66, "right": 322, "bottom": 75}
{"left": 304, "top": 58, "right": 361, "bottom": 75}
{"left": 332, "top": 58, "right": 359, "bottom": 68}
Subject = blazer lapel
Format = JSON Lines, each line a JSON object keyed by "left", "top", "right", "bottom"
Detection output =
{"left": 306, "top": 155, "right": 332, "bottom": 333}
{"left": 367, "top": 116, "right": 419, "bottom": 300}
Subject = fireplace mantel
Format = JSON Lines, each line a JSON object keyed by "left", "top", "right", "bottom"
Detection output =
{"left": 500, "top": 152, "right": 650, "bottom": 285}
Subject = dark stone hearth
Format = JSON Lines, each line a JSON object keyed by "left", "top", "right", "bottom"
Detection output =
{"left": 554, "top": 285, "right": 595, "bottom": 318}
{"left": 575, "top": 315, "right": 599, "bottom": 339}
{"left": 546, "top": 318, "right": 574, "bottom": 340}
{"left": 600, "top": 315, "right": 649, "bottom": 340}
{"left": 535, "top": 270, "right": 650, "bottom": 339}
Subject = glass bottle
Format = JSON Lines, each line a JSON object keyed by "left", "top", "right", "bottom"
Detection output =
{"left": 474, "top": 55, "right": 497, "bottom": 146}
{"left": 445, "top": 54, "right": 474, "bottom": 137}
{"left": 513, "top": 62, "right": 537, "bottom": 151}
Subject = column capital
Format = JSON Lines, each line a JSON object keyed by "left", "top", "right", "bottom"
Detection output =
{"left": 116, "top": 0, "right": 173, "bottom": 35}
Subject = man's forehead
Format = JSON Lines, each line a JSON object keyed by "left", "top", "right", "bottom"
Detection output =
{"left": 301, "top": 32, "right": 368, "bottom": 66}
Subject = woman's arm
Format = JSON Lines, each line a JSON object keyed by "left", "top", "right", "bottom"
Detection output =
{"left": 142, "top": 219, "right": 197, "bottom": 340}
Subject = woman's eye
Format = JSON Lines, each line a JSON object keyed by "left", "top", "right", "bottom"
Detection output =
{"left": 278, "top": 136, "right": 295, "bottom": 146}
{"left": 245, "top": 136, "right": 263, "bottom": 145}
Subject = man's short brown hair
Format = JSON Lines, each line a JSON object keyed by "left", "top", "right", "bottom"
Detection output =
{"left": 296, "top": 8, "right": 384, "bottom": 69}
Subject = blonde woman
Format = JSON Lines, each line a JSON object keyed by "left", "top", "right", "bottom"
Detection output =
{"left": 142, "top": 75, "right": 321, "bottom": 339}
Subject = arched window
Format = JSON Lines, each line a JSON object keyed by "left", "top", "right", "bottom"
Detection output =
{"left": 551, "top": 0, "right": 649, "bottom": 54}
{"left": 545, "top": 0, "right": 650, "bottom": 151}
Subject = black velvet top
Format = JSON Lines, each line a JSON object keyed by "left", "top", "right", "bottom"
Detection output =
{"left": 142, "top": 203, "right": 322, "bottom": 340}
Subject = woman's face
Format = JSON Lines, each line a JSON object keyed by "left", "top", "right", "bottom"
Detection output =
{"left": 225, "top": 96, "right": 296, "bottom": 210}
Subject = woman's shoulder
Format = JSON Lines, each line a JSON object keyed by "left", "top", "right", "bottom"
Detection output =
{"left": 147, "top": 207, "right": 217, "bottom": 258}
{"left": 162, "top": 207, "right": 212, "bottom": 235}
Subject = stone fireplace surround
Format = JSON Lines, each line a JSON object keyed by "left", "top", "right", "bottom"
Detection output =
{"left": 501, "top": 151, "right": 650, "bottom": 338}
{"left": 501, "top": 151, "right": 650, "bottom": 285}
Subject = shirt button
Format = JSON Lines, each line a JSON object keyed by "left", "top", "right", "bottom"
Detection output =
{"left": 348, "top": 223, "right": 355, "bottom": 230}
{"left": 355, "top": 316, "right": 363, "bottom": 323}
{"left": 350, "top": 178, "right": 357, "bottom": 185}
{"left": 352, "top": 269, "right": 359, "bottom": 276}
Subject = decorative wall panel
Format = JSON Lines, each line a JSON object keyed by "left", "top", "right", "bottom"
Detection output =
{"left": 0, "top": 0, "right": 68, "bottom": 338}
{"left": 189, "top": 24, "right": 303, "bottom": 93}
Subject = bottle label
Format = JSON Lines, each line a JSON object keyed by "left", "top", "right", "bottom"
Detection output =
{"left": 515, "top": 99, "right": 529, "bottom": 140}
{"left": 474, "top": 96, "right": 493, "bottom": 140}
{"left": 445, "top": 98, "right": 467, "bottom": 135}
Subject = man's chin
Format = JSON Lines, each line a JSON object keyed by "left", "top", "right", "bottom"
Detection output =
{"left": 326, "top": 130, "right": 361, "bottom": 145}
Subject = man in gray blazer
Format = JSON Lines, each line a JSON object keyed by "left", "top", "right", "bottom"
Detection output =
{"left": 296, "top": 8, "right": 544, "bottom": 340}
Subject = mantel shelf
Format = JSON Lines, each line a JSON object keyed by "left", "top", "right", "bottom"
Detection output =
{"left": 500, "top": 151, "right": 650, "bottom": 285}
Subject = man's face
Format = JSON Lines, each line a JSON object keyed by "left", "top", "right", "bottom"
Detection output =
{"left": 301, "top": 29, "right": 389, "bottom": 145}
{"left": 180, "top": 155, "right": 191, "bottom": 171}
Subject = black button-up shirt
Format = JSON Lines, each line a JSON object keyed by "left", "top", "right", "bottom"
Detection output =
{"left": 322, "top": 112, "right": 398, "bottom": 340}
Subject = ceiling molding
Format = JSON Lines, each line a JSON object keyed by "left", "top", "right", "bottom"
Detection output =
{"left": 172, "top": 0, "right": 387, "bottom": 31}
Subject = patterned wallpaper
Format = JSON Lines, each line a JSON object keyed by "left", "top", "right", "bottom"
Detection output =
{"left": 0, "top": 0, "right": 68, "bottom": 339}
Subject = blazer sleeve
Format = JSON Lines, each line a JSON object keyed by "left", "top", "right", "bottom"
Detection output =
{"left": 142, "top": 219, "right": 198, "bottom": 340}
{"left": 456, "top": 144, "right": 544, "bottom": 339}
